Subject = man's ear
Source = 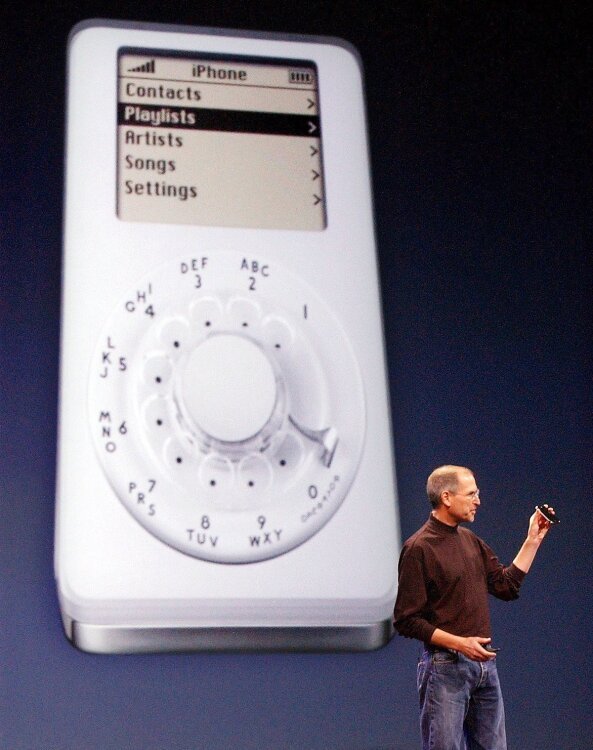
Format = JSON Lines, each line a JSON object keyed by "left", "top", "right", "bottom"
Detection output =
{"left": 441, "top": 491, "right": 451, "bottom": 509}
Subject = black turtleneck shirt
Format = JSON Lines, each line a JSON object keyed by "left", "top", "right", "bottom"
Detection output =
{"left": 393, "top": 514, "right": 526, "bottom": 646}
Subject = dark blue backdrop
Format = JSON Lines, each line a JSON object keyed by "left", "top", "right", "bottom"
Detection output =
{"left": 1, "top": 3, "right": 590, "bottom": 749}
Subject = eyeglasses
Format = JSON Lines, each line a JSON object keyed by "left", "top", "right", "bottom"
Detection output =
{"left": 452, "top": 489, "right": 480, "bottom": 499}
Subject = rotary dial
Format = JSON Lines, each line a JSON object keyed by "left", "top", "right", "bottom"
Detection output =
{"left": 89, "top": 251, "right": 365, "bottom": 562}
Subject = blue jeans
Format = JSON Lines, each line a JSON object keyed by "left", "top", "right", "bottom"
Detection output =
{"left": 417, "top": 648, "right": 507, "bottom": 750}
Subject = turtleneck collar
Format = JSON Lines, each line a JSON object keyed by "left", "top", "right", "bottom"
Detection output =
{"left": 428, "top": 513, "right": 459, "bottom": 534}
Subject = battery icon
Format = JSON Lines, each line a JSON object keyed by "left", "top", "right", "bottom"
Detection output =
{"left": 289, "top": 70, "right": 313, "bottom": 84}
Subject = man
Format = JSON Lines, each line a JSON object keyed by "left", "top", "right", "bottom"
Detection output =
{"left": 393, "top": 465, "right": 554, "bottom": 750}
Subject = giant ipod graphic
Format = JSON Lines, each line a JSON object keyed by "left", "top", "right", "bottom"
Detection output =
{"left": 55, "top": 20, "right": 399, "bottom": 653}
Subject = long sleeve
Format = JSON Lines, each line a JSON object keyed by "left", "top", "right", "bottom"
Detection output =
{"left": 393, "top": 543, "right": 437, "bottom": 644}
{"left": 480, "top": 539, "right": 526, "bottom": 601}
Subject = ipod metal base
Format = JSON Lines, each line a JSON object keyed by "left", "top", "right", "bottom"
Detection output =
{"left": 66, "top": 618, "right": 394, "bottom": 653}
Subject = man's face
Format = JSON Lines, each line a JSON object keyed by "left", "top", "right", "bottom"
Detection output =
{"left": 444, "top": 471, "right": 480, "bottom": 524}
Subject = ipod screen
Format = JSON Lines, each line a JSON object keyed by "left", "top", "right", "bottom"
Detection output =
{"left": 117, "top": 50, "right": 326, "bottom": 230}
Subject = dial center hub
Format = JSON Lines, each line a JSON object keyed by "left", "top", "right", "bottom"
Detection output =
{"left": 180, "top": 334, "right": 278, "bottom": 443}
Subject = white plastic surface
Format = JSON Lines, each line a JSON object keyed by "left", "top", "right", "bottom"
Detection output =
{"left": 55, "top": 21, "right": 400, "bottom": 638}
{"left": 181, "top": 334, "right": 278, "bottom": 442}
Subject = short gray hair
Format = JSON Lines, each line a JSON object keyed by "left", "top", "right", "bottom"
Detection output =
{"left": 426, "top": 465, "right": 473, "bottom": 509}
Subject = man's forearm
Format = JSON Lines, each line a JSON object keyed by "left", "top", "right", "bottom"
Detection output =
{"left": 513, "top": 509, "right": 552, "bottom": 573}
{"left": 513, "top": 537, "right": 542, "bottom": 574}
{"left": 430, "top": 628, "right": 463, "bottom": 650}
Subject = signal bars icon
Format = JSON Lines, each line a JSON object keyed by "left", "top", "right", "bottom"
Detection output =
{"left": 128, "top": 59, "right": 155, "bottom": 74}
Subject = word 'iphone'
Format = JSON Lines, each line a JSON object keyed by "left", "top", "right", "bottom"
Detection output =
{"left": 55, "top": 20, "right": 399, "bottom": 653}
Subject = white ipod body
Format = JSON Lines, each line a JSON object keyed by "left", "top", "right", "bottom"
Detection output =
{"left": 55, "top": 19, "right": 399, "bottom": 652}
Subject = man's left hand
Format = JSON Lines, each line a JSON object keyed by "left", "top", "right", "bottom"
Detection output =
{"left": 527, "top": 509, "right": 553, "bottom": 543}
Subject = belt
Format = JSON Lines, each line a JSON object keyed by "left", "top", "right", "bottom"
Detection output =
{"left": 424, "top": 644, "right": 456, "bottom": 654}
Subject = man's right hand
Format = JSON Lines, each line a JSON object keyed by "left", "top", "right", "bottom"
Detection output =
{"left": 456, "top": 636, "right": 497, "bottom": 661}
{"left": 430, "top": 629, "right": 498, "bottom": 661}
